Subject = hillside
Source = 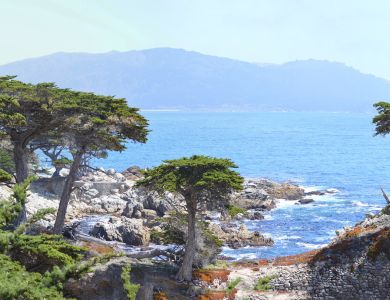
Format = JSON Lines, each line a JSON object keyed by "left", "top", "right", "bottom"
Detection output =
{"left": 0, "top": 48, "right": 389, "bottom": 111}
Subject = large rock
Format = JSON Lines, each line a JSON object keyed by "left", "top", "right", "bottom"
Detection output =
{"left": 231, "top": 179, "right": 304, "bottom": 210}
{"left": 209, "top": 223, "right": 274, "bottom": 249}
{"left": 65, "top": 258, "right": 190, "bottom": 300}
{"left": 122, "top": 166, "right": 143, "bottom": 180}
{"left": 90, "top": 217, "right": 150, "bottom": 246}
{"left": 64, "top": 257, "right": 132, "bottom": 300}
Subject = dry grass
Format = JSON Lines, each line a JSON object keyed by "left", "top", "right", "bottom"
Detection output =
{"left": 273, "top": 250, "right": 319, "bottom": 266}
{"left": 340, "top": 225, "right": 377, "bottom": 239}
{"left": 78, "top": 241, "right": 115, "bottom": 255}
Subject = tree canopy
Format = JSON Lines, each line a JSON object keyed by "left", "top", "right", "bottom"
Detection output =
{"left": 0, "top": 76, "right": 149, "bottom": 230}
{"left": 137, "top": 155, "right": 243, "bottom": 281}
{"left": 373, "top": 102, "right": 390, "bottom": 136}
{"left": 138, "top": 155, "right": 243, "bottom": 203}
{"left": 53, "top": 90, "right": 149, "bottom": 233}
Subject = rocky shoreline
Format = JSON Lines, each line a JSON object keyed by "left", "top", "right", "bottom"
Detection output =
{"left": 2, "top": 165, "right": 389, "bottom": 299}
{"left": 0, "top": 166, "right": 336, "bottom": 254}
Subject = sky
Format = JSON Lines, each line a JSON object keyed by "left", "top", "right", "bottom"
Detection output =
{"left": 1, "top": 0, "right": 390, "bottom": 79}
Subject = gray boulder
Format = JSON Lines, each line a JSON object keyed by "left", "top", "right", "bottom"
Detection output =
{"left": 90, "top": 217, "right": 150, "bottom": 246}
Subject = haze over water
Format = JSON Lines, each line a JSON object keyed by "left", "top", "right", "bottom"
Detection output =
{"left": 100, "top": 111, "right": 390, "bottom": 258}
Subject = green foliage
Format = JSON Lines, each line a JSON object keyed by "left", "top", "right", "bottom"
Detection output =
{"left": 0, "top": 177, "right": 87, "bottom": 298}
{"left": 0, "top": 147, "right": 14, "bottom": 174}
{"left": 199, "top": 220, "right": 224, "bottom": 248}
{"left": 0, "top": 177, "right": 35, "bottom": 229}
{"left": 226, "top": 204, "right": 246, "bottom": 218}
{"left": 203, "top": 260, "right": 229, "bottom": 270}
{"left": 0, "top": 168, "right": 12, "bottom": 182}
{"left": 253, "top": 275, "right": 277, "bottom": 291}
{"left": 137, "top": 155, "right": 243, "bottom": 209}
{"left": 150, "top": 226, "right": 185, "bottom": 245}
{"left": 0, "top": 254, "right": 70, "bottom": 300}
{"left": 121, "top": 265, "right": 140, "bottom": 300}
{"left": 53, "top": 157, "right": 72, "bottom": 168}
{"left": 226, "top": 277, "right": 241, "bottom": 292}
{"left": 373, "top": 102, "right": 390, "bottom": 136}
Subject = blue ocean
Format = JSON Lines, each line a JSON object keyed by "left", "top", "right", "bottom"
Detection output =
{"left": 98, "top": 112, "right": 390, "bottom": 259}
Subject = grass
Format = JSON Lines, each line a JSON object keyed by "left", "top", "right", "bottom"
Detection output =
{"left": 202, "top": 260, "right": 230, "bottom": 270}
{"left": 254, "top": 275, "right": 277, "bottom": 291}
{"left": 226, "top": 277, "right": 241, "bottom": 292}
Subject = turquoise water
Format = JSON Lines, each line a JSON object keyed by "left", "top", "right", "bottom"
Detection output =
{"left": 99, "top": 112, "right": 390, "bottom": 258}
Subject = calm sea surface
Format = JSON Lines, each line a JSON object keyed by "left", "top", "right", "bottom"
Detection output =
{"left": 98, "top": 112, "right": 390, "bottom": 258}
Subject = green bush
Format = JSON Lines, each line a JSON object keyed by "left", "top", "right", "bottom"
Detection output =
{"left": 254, "top": 275, "right": 277, "bottom": 291}
{"left": 0, "top": 254, "right": 69, "bottom": 300}
{"left": 0, "top": 148, "right": 14, "bottom": 175}
{"left": 0, "top": 177, "right": 142, "bottom": 299}
{"left": 121, "top": 265, "right": 140, "bottom": 300}
{"left": 226, "top": 204, "right": 246, "bottom": 218}
{"left": 226, "top": 277, "right": 241, "bottom": 292}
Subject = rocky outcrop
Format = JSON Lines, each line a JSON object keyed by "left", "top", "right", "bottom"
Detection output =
{"left": 265, "top": 211, "right": 390, "bottom": 299}
{"left": 231, "top": 179, "right": 305, "bottom": 210}
{"left": 209, "top": 223, "right": 274, "bottom": 249}
{"left": 64, "top": 257, "right": 192, "bottom": 300}
{"left": 64, "top": 257, "right": 132, "bottom": 300}
{"left": 90, "top": 217, "right": 150, "bottom": 246}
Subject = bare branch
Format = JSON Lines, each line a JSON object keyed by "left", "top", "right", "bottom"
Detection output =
{"left": 381, "top": 188, "right": 390, "bottom": 204}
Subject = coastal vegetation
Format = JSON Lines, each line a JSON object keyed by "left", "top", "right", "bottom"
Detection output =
{"left": 253, "top": 275, "right": 277, "bottom": 291}
{"left": 0, "top": 77, "right": 249, "bottom": 297}
{"left": 137, "top": 155, "right": 244, "bottom": 281}
{"left": 0, "top": 77, "right": 147, "bottom": 299}
{"left": 2, "top": 76, "right": 390, "bottom": 298}
{"left": 0, "top": 76, "right": 149, "bottom": 232}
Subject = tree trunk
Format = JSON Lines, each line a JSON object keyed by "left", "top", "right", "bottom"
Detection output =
{"left": 13, "top": 142, "right": 29, "bottom": 183}
{"left": 13, "top": 141, "right": 29, "bottom": 226}
{"left": 53, "top": 151, "right": 83, "bottom": 234}
{"left": 176, "top": 200, "right": 197, "bottom": 281}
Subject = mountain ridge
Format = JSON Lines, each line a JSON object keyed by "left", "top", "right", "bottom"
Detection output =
{"left": 0, "top": 47, "right": 389, "bottom": 112}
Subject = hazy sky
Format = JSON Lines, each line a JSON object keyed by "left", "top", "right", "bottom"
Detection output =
{"left": 2, "top": 0, "right": 390, "bottom": 79}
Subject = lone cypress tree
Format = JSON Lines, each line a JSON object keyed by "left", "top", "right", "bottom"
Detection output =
{"left": 52, "top": 91, "right": 148, "bottom": 233}
{"left": 137, "top": 155, "right": 243, "bottom": 281}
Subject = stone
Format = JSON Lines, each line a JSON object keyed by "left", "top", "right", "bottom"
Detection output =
{"left": 110, "top": 188, "right": 120, "bottom": 195}
{"left": 298, "top": 198, "right": 315, "bottom": 205}
{"left": 114, "top": 172, "right": 125, "bottom": 181}
{"left": 85, "top": 188, "right": 100, "bottom": 198}
{"left": 209, "top": 223, "right": 274, "bottom": 249}
{"left": 64, "top": 257, "right": 132, "bottom": 300}
{"left": 59, "top": 168, "right": 70, "bottom": 177}
{"left": 107, "top": 168, "right": 116, "bottom": 175}
{"left": 90, "top": 217, "right": 150, "bottom": 246}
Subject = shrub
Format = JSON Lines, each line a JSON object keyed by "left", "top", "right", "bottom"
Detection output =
{"left": 226, "top": 277, "right": 241, "bottom": 292}
{"left": 0, "top": 254, "right": 69, "bottom": 300}
{"left": 225, "top": 204, "right": 246, "bottom": 218}
{"left": 121, "top": 265, "right": 140, "bottom": 300}
{"left": 254, "top": 275, "right": 277, "bottom": 291}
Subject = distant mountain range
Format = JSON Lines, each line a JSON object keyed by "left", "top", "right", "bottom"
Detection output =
{"left": 0, "top": 48, "right": 389, "bottom": 111}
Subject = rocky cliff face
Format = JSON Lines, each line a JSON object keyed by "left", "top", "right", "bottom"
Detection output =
{"left": 227, "top": 210, "right": 390, "bottom": 299}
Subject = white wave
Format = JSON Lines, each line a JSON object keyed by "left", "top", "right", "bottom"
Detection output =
{"left": 263, "top": 214, "right": 273, "bottom": 220}
{"left": 302, "top": 186, "right": 325, "bottom": 193}
{"left": 353, "top": 201, "right": 370, "bottom": 207}
{"left": 274, "top": 198, "right": 299, "bottom": 208}
{"left": 296, "top": 242, "right": 328, "bottom": 250}
{"left": 274, "top": 235, "right": 301, "bottom": 241}
{"left": 369, "top": 205, "right": 383, "bottom": 211}
{"left": 233, "top": 253, "right": 258, "bottom": 260}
